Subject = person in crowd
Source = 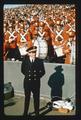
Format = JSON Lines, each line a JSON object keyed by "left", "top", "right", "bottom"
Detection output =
{"left": 68, "top": 31, "right": 76, "bottom": 64}
{"left": 4, "top": 24, "right": 21, "bottom": 61}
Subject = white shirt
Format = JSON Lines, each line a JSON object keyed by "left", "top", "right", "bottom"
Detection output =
{"left": 29, "top": 57, "right": 35, "bottom": 62}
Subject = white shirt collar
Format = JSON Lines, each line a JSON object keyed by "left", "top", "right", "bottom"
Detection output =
{"left": 30, "top": 57, "right": 35, "bottom": 62}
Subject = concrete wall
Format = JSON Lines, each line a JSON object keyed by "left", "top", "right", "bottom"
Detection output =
{"left": 4, "top": 61, "right": 75, "bottom": 100}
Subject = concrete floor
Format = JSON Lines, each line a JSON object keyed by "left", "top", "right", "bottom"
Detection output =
{"left": 4, "top": 95, "right": 75, "bottom": 116}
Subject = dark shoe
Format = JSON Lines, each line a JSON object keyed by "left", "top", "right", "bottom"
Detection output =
{"left": 28, "top": 112, "right": 33, "bottom": 116}
{"left": 35, "top": 112, "right": 39, "bottom": 116}
{"left": 23, "top": 112, "right": 28, "bottom": 116}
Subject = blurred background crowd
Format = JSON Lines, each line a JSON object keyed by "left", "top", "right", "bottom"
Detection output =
{"left": 3, "top": 4, "right": 76, "bottom": 64}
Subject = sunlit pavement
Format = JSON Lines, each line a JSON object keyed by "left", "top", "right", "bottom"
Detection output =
{"left": 4, "top": 95, "right": 75, "bottom": 116}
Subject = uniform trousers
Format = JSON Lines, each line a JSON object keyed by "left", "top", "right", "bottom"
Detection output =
{"left": 24, "top": 87, "right": 40, "bottom": 116}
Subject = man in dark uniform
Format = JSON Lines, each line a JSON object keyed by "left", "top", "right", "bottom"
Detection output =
{"left": 21, "top": 46, "right": 45, "bottom": 116}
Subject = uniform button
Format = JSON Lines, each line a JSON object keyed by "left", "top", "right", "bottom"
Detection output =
{"left": 39, "top": 70, "right": 41, "bottom": 72}
{"left": 29, "top": 74, "right": 31, "bottom": 76}
{"left": 29, "top": 70, "right": 30, "bottom": 72}
{"left": 34, "top": 79, "right": 36, "bottom": 80}
{"left": 34, "top": 74, "right": 36, "bottom": 76}
{"left": 34, "top": 70, "right": 36, "bottom": 72}
{"left": 29, "top": 79, "right": 31, "bottom": 80}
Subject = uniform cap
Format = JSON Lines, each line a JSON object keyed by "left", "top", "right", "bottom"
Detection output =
{"left": 26, "top": 46, "right": 37, "bottom": 52}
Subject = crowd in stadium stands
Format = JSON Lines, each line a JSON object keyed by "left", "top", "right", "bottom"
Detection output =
{"left": 3, "top": 4, "right": 76, "bottom": 64}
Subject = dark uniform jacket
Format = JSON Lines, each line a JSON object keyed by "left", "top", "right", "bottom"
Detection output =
{"left": 21, "top": 55, "right": 45, "bottom": 90}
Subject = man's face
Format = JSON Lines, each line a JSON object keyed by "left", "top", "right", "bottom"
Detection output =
{"left": 9, "top": 27, "right": 13, "bottom": 32}
{"left": 33, "top": 34, "right": 37, "bottom": 40}
{"left": 28, "top": 51, "right": 36, "bottom": 59}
